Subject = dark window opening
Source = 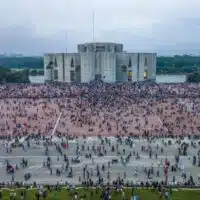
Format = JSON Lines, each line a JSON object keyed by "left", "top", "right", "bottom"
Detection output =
{"left": 70, "top": 71, "right": 75, "bottom": 82}
{"left": 145, "top": 57, "right": 148, "bottom": 66}
{"left": 128, "top": 70, "right": 132, "bottom": 81}
{"left": 54, "top": 70, "right": 58, "bottom": 80}
{"left": 96, "top": 46, "right": 105, "bottom": 52}
{"left": 137, "top": 54, "right": 140, "bottom": 80}
{"left": 76, "top": 65, "right": 80, "bottom": 72}
{"left": 128, "top": 58, "right": 132, "bottom": 68}
{"left": 62, "top": 54, "right": 65, "bottom": 81}
{"left": 75, "top": 66, "right": 81, "bottom": 82}
{"left": 121, "top": 65, "right": 127, "bottom": 72}
{"left": 46, "top": 61, "right": 53, "bottom": 69}
{"left": 70, "top": 58, "right": 74, "bottom": 67}
{"left": 144, "top": 70, "right": 148, "bottom": 79}
{"left": 95, "top": 74, "right": 101, "bottom": 81}
{"left": 54, "top": 57, "right": 57, "bottom": 67}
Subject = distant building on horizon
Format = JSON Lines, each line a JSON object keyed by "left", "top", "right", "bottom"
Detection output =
{"left": 44, "top": 42, "right": 156, "bottom": 83}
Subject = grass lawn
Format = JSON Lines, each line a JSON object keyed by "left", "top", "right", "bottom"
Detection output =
{"left": 1, "top": 187, "right": 200, "bottom": 200}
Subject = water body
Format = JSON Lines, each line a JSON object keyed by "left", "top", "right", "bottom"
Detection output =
{"left": 29, "top": 75, "right": 187, "bottom": 84}
{"left": 156, "top": 75, "right": 186, "bottom": 83}
{"left": 29, "top": 76, "right": 45, "bottom": 84}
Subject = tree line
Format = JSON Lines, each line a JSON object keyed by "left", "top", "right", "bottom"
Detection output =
{"left": 0, "top": 67, "right": 30, "bottom": 83}
{"left": 1, "top": 54, "right": 200, "bottom": 73}
{"left": 0, "top": 55, "right": 200, "bottom": 82}
{"left": 0, "top": 56, "right": 43, "bottom": 69}
{"left": 157, "top": 55, "right": 200, "bottom": 74}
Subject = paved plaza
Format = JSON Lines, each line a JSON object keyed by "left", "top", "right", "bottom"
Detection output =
{"left": 0, "top": 136, "right": 200, "bottom": 185}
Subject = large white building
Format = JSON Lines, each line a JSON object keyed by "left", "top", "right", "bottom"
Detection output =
{"left": 44, "top": 42, "right": 156, "bottom": 83}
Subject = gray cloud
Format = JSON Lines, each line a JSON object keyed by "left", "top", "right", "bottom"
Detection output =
{"left": 0, "top": 0, "right": 200, "bottom": 55}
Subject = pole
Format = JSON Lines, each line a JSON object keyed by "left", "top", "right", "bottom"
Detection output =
{"left": 51, "top": 112, "right": 62, "bottom": 137}
{"left": 65, "top": 31, "right": 68, "bottom": 53}
{"left": 92, "top": 11, "right": 95, "bottom": 42}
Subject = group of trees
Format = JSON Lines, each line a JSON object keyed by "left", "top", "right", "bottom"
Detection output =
{"left": 157, "top": 55, "right": 200, "bottom": 74}
{"left": 187, "top": 72, "right": 200, "bottom": 83}
{"left": 0, "top": 56, "right": 43, "bottom": 69}
{"left": 0, "top": 67, "right": 30, "bottom": 83}
{"left": 1, "top": 55, "right": 200, "bottom": 73}
{"left": 157, "top": 55, "right": 200, "bottom": 82}
{"left": 0, "top": 68, "right": 45, "bottom": 83}
{"left": 29, "top": 69, "right": 44, "bottom": 76}
{"left": 0, "top": 55, "right": 200, "bottom": 83}
{"left": 0, "top": 56, "right": 44, "bottom": 83}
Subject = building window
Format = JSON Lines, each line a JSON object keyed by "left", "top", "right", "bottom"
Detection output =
{"left": 54, "top": 70, "right": 58, "bottom": 80}
{"left": 95, "top": 74, "right": 101, "bottom": 81}
{"left": 46, "top": 61, "right": 53, "bottom": 69}
{"left": 145, "top": 57, "right": 148, "bottom": 66}
{"left": 121, "top": 65, "right": 127, "bottom": 72}
{"left": 75, "top": 65, "right": 80, "bottom": 72}
{"left": 70, "top": 70, "right": 75, "bottom": 82}
{"left": 128, "top": 70, "right": 132, "bottom": 81}
{"left": 62, "top": 54, "right": 65, "bottom": 82}
{"left": 128, "top": 58, "right": 132, "bottom": 68}
{"left": 70, "top": 58, "right": 74, "bottom": 67}
{"left": 137, "top": 54, "right": 140, "bottom": 81}
{"left": 96, "top": 46, "right": 105, "bottom": 52}
{"left": 54, "top": 57, "right": 57, "bottom": 67}
{"left": 144, "top": 70, "right": 148, "bottom": 79}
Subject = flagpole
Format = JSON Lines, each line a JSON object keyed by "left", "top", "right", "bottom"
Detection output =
{"left": 51, "top": 112, "right": 62, "bottom": 137}
{"left": 92, "top": 11, "right": 95, "bottom": 42}
{"left": 65, "top": 31, "right": 68, "bottom": 53}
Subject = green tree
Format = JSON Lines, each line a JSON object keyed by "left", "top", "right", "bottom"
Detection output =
{"left": 29, "top": 69, "right": 38, "bottom": 76}
{"left": 187, "top": 72, "right": 200, "bottom": 83}
{"left": 38, "top": 70, "right": 44, "bottom": 75}
{"left": 0, "top": 67, "right": 29, "bottom": 83}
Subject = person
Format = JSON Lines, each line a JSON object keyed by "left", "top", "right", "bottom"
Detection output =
{"left": 20, "top": 191, "right": 24, "bottom": 200}
{"left": 52, "top": 190, "right": 56, "bottom": 200}
{"left": 35, "top": 192, "right": 40, "bottom": 200}
{"left": 164, "top": 190, "right": 169, "bottom": 200}
{"left": 74, "top": 192, "right": 78, "bottom": 199}
{"left": 133, "top": 193, "right": 139, "bottom": 200}
{"left": 13, "top": 193, "right": 16, "bottom": 200}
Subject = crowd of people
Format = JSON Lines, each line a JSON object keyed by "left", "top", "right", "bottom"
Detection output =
{"left": 0, "top": 81, "right": 199, "bottom": 137}
{"left": 1, "top": 135, "right": 200, "bottom": 190}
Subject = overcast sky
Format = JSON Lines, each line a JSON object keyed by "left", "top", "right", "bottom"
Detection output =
{"left": 0, "top": 0, "right": 200, "bottom": 56}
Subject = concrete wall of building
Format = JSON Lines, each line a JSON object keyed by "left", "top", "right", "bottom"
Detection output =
{"left": 77, "top": 44, "right": 86, "bottom": 53}
{"left": 63, "top": 53, "right": 80, "bottom": 82}
{"left": 146, "top": 53, "right": 156, "bottom": 80}
{"left": 138, "top": 53, "right": 145, "bottom": 81}
{"left": 45, "top": 68, "right": 53, "bottom": 82}
{"left": 116, "top": 53, "right": 128, "bottom": 82}
{"left": 75, "top": 54, "right": 81, "bottom": 66}
{"left": 80, "top": 52, "right": 95, "bottom": 83}
{"left": 115, "top": 44, "right": 123, "bottom": 52}
{"left": 78, "top": 42, "right": 123, "bottom": 53}
{"left": 53, "top": 54, "right": 63, "bottom": 82}
{"left": 64, "top": 54, "right": 72, "bottom": 83}
{"left": 44, "top": 42, "right": 157, "bottom": 83}
{"left": 101, "top": 52, "right": 116, "bottom": 82}
{"left": 128, "top": 53, "right": 138, "bottom": 82}
{"left": 95, "top": 52, "right": 102, "bottom": 75}
{"left": 116, "top": 65, "right": 121, "bottom": 82}
{"left": 44, "top": 54, "right": 53, "bottom": 81}
{"left": 152, "top": 53, "right": 157, "bottom": 79}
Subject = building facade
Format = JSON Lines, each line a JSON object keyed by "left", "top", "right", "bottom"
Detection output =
{"left": 44, "top": 42, "right": 156, "bottom": 83}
